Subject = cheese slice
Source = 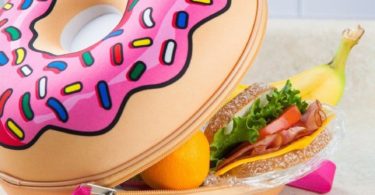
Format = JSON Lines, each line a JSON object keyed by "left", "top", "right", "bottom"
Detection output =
{"left": 215, "top": 115, "right": 335, "bottom": 176}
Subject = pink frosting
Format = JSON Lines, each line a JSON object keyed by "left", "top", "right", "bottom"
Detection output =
{"left": 0, "top": 0, "right": 229, "bottom": 148}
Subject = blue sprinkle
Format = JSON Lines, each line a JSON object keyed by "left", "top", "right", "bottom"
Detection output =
{"left": 96, "top": 81, "right": 112, "bottom": 110}
{"left": 104, "top": 29, "right": 124, "bottom": 40}
{"left": 47, "top": 98, "right": 68, "bottom": 122}
{"left": 175, "top": 11, "right": 189, "bottom": 29}
{"left": 21, "top": 0, "right": 33, "bottom": 10}
{"left": 0, "top": 52, "right": 9, "bottom": 66}
{"left": 47, "top": 61, "right": 67, "bottom": 71}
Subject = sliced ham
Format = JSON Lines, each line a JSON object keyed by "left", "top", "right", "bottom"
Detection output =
{"left": 280, "top": 126, "right": 306, "bottom": 145}
{"left": 217, "top": 101, "right": 326, "bottom": 170}
{"left": 301, "top": 100, "right": 326, "bottom": 131}
{"left": 218, "top": 133, "right": 285, "bottom": 169}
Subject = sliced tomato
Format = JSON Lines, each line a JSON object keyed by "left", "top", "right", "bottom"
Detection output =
{"left": 259, "top": 105, "right": 302, "bottom": 139}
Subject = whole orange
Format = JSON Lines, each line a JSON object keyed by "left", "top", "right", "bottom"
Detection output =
{"left": 140, "top": 131, "right": 210, "bottom": 190}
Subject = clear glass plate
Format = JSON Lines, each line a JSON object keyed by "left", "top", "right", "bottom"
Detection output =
{"left": 204, "top": 105, "right": 345, "bottom": 189}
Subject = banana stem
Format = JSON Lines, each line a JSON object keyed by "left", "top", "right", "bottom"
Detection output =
{"left": 329, "top": 25, "right": 364, "bottom": 75}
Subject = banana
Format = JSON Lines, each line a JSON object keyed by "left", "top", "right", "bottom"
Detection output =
{"left": 271, "top": 25, "right": 364, "bottom": 106}
{"left": 230, "top": 26, "right": 364, "bottom": 105}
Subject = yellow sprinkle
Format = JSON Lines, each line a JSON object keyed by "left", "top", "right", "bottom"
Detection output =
{"left": 191, "top": 0, "right": 212, "bottom": 5}
{"left": 7, "top": 119, "right": 24, "bottom": 140}
{"left": 15, "top": 48, "right": 26, "bottom": 65}
{"left": 3, "top": 3, "right": 13, "bottom": 10}
{"left": 64, "top": 82, "right": 82, "bottom": 94}
{"left": 132, "top": 38, "right": 152, "bottom": 47}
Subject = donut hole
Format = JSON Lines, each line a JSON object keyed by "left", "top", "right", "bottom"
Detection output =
{"left": 33, "top": 0, "right": 127, "bottom": 55}
{"left": 61, "top": 5, "right": 122, "bottom": 53}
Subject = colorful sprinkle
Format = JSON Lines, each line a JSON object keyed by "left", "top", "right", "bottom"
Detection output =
{"left": 4, "top": 26, "right": 21, "bottom": 41}
{"left": 0, "top": 19, "right": 8, "bottom": 28}
{"left": 162, "top": 40, "right": 177, "bottom": 65}
{"left": 14, "top": 48, "right": 26, "bottom": 65}
{"left": 3, "top": 3, "right": 13, "bottom": 10}
{"left": 128, "top": 61, "right": 146, "bottom": 81}
{"left": 0, "top": 89, "right": 12, "bottom": 117}
{"left": 131, "top": 38, "right": 153, "bottom": 48}
{"left": 111, "top": 43, "right": 124, "bottom": 65}
{"left": 175, "top": 11, "right": 189, "bottom": 29}
{"left": 37, "top": 76, "right": 47, "bottom": 99}
{"left": 20, "top": 0, "right": 33, "bottom": 10}
{"left": 128, "top": 0, "right": 140, "bottom": 11}
{"left": 142, "top": 8, "right": 155, "bottom": 28}
{"left": 0, "top": 51, "right": 9, "bottom": 66}
{"left": 82, "top": 52, "right": 94, "bottom": 67}
{"left": 47, "top": 98, "right": 68, "bottom": 122}
{"left": 190, "top": 0, "right": 212, "bottom": 5}
{"left": 0, "top": 0, "right": 229, "bottom": 148}
{"left": 63, "top": 82, "right": 82, "bottom": 95}
{"left": 104, "top": 29, "right": 124, "bottom": 40}
{"left": 20, "top": 65, "right": 33, "bottom": 77}
{"left": 21, "top": 92, "right": 34, "bottom": 121}
{"left": 96, "top": 81, "right": 112, "bottom": 110}
{"left": 47, "top": 61, "right": 67, "bottom": 72}
{"left": 6, "top": 119, "right": 24, "bottom": 140}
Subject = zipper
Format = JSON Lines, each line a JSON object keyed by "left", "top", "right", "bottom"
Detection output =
{"left": 77, "top": 183, "right": 236, "bottom": 195}
{"left": 75, "top": 184, "right": 115, "bottom": 195}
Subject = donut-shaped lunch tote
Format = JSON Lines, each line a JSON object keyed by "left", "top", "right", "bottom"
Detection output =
{"left": 0, "top": 0, "right": 267, "bottom": 194}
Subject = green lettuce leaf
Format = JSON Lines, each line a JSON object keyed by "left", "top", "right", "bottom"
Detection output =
{"left": 210, "top": 81, "right": 308, "bottom": 162}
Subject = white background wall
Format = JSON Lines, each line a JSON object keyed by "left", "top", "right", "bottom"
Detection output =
{"left": 270, "top": 0, "right": 375, "bottom": 19}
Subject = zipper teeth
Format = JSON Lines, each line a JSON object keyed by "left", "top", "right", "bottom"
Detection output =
{"left": 115, "top": 186, "right": 231, "bottom": 195}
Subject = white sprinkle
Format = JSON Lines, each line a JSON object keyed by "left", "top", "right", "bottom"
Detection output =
{"left": 20, "top": 65, "right": 32, "bottom": 77}
{"left": 163, "top": 40, "right": 176, "bottom": 65}
{"left": 143, "top": 8, "right": 155, "bottom": 28}
{"left": 38, "top": 76, "right": 47, "bottom": 99}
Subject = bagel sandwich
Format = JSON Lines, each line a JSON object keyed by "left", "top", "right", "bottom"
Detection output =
{"left": 205, "top": 81, "right": 335, "bottom": 178}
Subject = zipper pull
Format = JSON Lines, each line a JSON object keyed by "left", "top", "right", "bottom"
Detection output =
{"left": 73, "top": 183, "right": 116, "bottom": 195}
